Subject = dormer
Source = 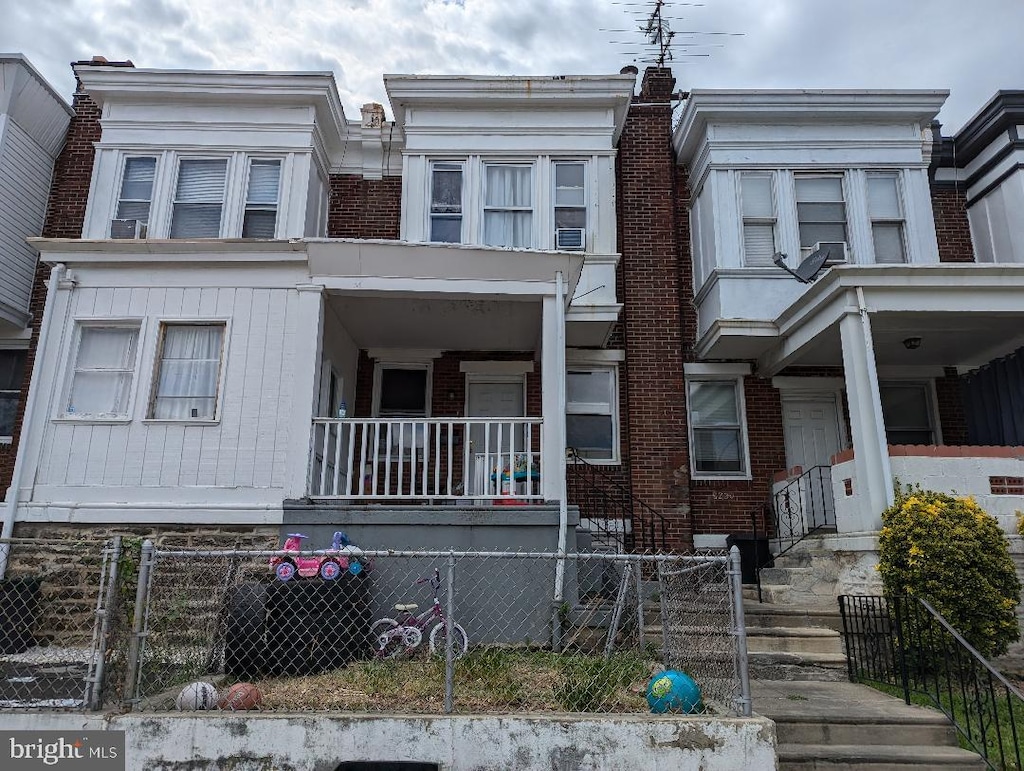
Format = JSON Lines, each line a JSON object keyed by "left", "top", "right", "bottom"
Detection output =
{"left": 385, "top": 74, "right": 633, "bottom": 255}
{"left": 78, "top": 66, "right": 348, "bottom": 241}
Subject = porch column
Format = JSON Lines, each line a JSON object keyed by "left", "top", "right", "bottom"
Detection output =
{"left": 838, "top": 289, "right": 894, "bottom": 531}
{"left": 283, "top": 284, "right": 325, "bottom": 499}
{"left": 541, "top": 286, "right": 567, "bottom": 502}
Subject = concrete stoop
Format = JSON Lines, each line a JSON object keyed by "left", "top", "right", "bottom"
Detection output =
{"left": 743, "top": 600, "right": 849, "bottom": 683}
{"left": 754, "top": 680, "right": 986, "bottom": 771}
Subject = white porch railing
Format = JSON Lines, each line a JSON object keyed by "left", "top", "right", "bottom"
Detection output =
{"left": 309, "top": 418, "right": 544, "bottom": 501}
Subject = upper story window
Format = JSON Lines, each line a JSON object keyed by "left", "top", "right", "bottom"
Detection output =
{"left": 430, "top": 162, "right": 464, "bottom": 243}
{"left": 867, "top": 173, "right": 906, "bottom": 264}
{"left": 740, "top": 172, "right": 777, "bottom": 266}
{"left": 795, "top": 175, "right": 847, "bottom": 260}
{"left": 64, "top": 325, "right": 140, "bottom": 419}
{"left": 112, "top": 157, "right": 157, "bottom": 238}
{"left": 170, "top": 159, "right": 228, "bottom": 238}
{"left": 554, "top": 162, "right": 586, "bottom": 251}
{"left": 483, "top": 164, "right": 533, "bottom": 248}
{"left": 149, "top": 323, "right": 226, "bottom": 420}
{"left": 242, "top": 160, "right": 282, "bottom": 238}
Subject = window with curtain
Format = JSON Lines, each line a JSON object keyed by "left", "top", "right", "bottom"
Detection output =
{"left": 566, "top": 368, "right": 617, "bottom": 461}
{"left": 688, "top": 378, "right": 748, "bottom": 475}
{"left": 554, "top": 162, "right": 586, "bottom": 250}
{"left": 867, "top": 173, "right": 907, "bottom": 264}
{"left": 242, "top": 160, "right": 281, "bottom": 238}
{"left": 740, "top": 172, "right": 777, "bottom": 266}
{"left": 170, "top": 159, "right": 228, "bottom": 238}
{"left": 430, "top": 162, "right": 463, "bottom": 243}
{"left": 879, "top": 381, "right": 935, "bottom": 444}
{"left": 149, "top": 324, "right": 225, "bottom": 420}
{"left": 0, "top": 349, "right": 26, "bottom": 437}
{"left": 795, "top": 175, "right": 847, "bottom": 254}
{"left": 483, "top": 164, "right": 533, "bottom": 248}
{"left": 65, "top": 326, "right": 139, "bottom": 418}
{"left": 113, "top": 157, "right": 157, "bottom": 237}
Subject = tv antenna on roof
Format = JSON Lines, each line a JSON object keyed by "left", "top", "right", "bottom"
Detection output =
{"left": 645, "top": 0, "right": 674, "bottom": 66}
{"left": 605, "top": 2, "right": 744, "bottom": 69}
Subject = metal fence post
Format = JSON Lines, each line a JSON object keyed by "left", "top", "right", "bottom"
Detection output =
{"left": 444, "top": 551, "right": 456, "bottom": 715}
{"left": 122, "top": 539, "right": 154, "bottom": 708}
{"left": 892, "top": 595, "right": 912, "bottom": 705}
{"left": 86, "top": 536, "right": 121, "bottom": 710}
{"left": 728, "top": 545, "right": 753, "bottom": 717}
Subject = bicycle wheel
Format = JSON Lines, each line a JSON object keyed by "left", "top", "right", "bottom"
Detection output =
{"left": 428, "top": 621, "right": 468, "bottom": 658}
{"left": 369, "top": 617, "right": 399, "bottom": 656}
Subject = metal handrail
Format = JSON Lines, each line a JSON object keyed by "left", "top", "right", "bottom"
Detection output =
{"left": 566, "top": 447, "right": 670, "bottom": 552}
{"left": 839, "top": 594, "right": 1023, "bottom": 771}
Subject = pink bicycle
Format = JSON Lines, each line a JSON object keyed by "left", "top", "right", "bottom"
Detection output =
{"left": 369, "top": 568, "right": 469, "bottom": 659}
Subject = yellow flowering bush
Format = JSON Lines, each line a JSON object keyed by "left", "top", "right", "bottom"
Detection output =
{"left": 878, "top": 486, "right": 1021, "bottom": 658}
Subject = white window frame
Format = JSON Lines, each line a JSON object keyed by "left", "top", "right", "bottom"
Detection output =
{"left": 371, "top": 361, "right": 433, "bottom": 419}
{"left": 111, "top": 155, "right": 159, "bottom": 237}
{"left": 168, "top": 156, "right": 230, "bottom": 239}
{"left": 428, "top": 160, "right": 465, "bottom": 244}
{"left": 481, "top": 162, "right": 535, "bottom": 249}
{"left": 878, "top": 379, "right": 941, "bottom": 446}
{"left": 58, "top": 320, "right": 144, "bottom": 422}
{"left": 738, "top": 171, "right": 778, "bottom": 267}
{"left": 866, "top": 171, "right": 908, "bottom": 265}
{"left": 0, "top": 347, "right": 27, "bottom": 442}
{"left": 553, "top": 160, "right": 587, "bottom": 251}
{"left": 566, "top": 365, "right": 620, "bottom": 464}
{"left": 794, "top": 172, "right": 849, "bottom": 259}
{"left": 145, "top": 320, "right": 228, "bottom": 424}
{"left": 241, "top": 157, "right": 283, "bottom": 239}
{"left": 685, "top": 374, "right": 751, "bottom": 480}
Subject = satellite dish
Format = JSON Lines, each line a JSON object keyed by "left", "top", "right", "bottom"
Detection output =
{"left": 772, "top": 246, "right": 832, "bottom": 284}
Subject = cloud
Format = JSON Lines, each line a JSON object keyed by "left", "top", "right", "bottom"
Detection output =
{"left": 1, "top": 0, "right": 1020, "bottom": 132}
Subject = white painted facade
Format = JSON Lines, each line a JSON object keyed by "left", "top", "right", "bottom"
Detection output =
{"left": 8, "top": 66, "right": 632, "bottom": 528}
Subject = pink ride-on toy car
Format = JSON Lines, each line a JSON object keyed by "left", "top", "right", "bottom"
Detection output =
{"left": 269, "top": 531, "right": 365, "bottom": 581}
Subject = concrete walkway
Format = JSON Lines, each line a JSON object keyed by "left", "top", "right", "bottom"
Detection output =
{"left": 752, "top": 680, "right": 986, "bottom": 769}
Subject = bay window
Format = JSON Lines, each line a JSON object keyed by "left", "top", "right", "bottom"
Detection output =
{"left": 242, "top": 159, "right": 281, "bottom": 238}
{"left": 795, "top": 175, "right": 847, "bottom": 258}
{"left": 554, "top": 162, "right": 586, "bottom": 250}
{"left": 170, "top": 159, "right": 228, "bottom": 238}
{"left": 867, "top": 173, "right": 906, "bottom": 264}
{"left": 740, "top": 172, "right": 777, "bottom": 266}
{"left": 112, "top": 157, "right": 157, "bottom": 238}
{"left": 430, "top": 162, "right": 464, "bottom": 243}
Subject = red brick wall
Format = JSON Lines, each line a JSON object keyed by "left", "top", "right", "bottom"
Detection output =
{"left": 931, "top": 187, "right": 974, "bottom": 263}
{"left": 0, "top": 86, "right": 100, "bottom": 494}
{"left": 935, "top": 367, "right": 968, "bottom": 445}
{"left": 328, "top": 175, "right": 402, "bottom": 239}
{"left": 616, "top": 68, "right": 691, "bottom": 549}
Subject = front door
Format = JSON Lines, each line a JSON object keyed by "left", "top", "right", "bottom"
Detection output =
{"left": 780, "top": 396, "right": 843, "bottom": 532}
{"left": 466, "top": 379, "right": 526, "bottom": 495}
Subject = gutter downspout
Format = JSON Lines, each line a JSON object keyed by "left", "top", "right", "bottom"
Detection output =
{"left": 552, "top": 271, "right": 569, "bottom": 646}
{"left": 0, "top": 263, "right": 65, "bottom": 579}
{"left": 856, "top": 286, "right": 895, "bottom": 509}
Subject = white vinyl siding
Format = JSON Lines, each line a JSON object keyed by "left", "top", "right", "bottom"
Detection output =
{"left": 740, "top": 172, "right": 776, "bottom": 266}
{"left": 867, "top": 173, "right": 907, "bottom": 264}
{"left": 241, "top": 160, "right": 281, "bottom": 238}
{"left": 687, "top": 378, "right": 749, "bottom": 477}
{"left": 64, "top": 326, "right": 140, "bottom": 419}
{"left": 483, "top": 164, "right": 533, "bottom": 248}
{"left": 149, "top": 324, "right": 226, "bottom": 420}
{"left": 170, "top": 159, "right": 228, "bottom": 238}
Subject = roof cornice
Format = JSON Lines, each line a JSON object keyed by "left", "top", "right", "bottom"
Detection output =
{"left": 950, "top": 91, "right": 1024, "bottom": 166}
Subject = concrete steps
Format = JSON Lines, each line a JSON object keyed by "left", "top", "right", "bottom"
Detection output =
{"left": 755, "top": 680, "right": 985, "bottom": 771}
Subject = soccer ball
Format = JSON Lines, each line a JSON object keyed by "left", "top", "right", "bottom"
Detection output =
{"left": 175, "top": 681, "right": 218, "bottom": 711}
{"left": 645, "top": 670, "right": 702, "bottom": 714}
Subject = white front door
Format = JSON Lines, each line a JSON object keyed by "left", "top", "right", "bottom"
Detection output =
{"left": 467, "top": 379, "right": 526, "bottom": 495}
{"left": 780, "top": 396, "right": 843, "bottom": 532}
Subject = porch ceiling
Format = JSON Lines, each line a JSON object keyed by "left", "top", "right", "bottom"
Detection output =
{"left": 327, "top": 293, "right": 542, "bottom": 350}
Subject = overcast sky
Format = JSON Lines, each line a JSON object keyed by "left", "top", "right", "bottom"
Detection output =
{"left": 2, "top": 0, "right": 1021, "bottom": 135}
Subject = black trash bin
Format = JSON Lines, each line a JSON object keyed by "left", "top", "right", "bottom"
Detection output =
{"left": 0, "top": 577, "right": 42, "bottom": 654}
{"left": 725, "top": 533, "right": 772, "bottom": 584}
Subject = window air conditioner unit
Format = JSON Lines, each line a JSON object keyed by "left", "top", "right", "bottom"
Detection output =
{"left": 555, "top": 228, "right": 585, "bottom": 251}
{"left": 110, "top": 219, "right": 148, "bottom": 239}
{"left": 812, "top": 241, "right": 847, "bottom": 265}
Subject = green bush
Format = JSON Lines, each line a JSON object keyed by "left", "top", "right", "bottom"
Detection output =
{"left": 878, "top": 486, "right": 1021, "bottom": 659}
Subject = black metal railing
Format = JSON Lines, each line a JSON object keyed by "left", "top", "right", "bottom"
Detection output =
{"left": 566, "top": 448, "right": 669, "bottom": 553}
{"left": 839, "top": 594, "right": 1023, "bottom": 771}
{"left": 770, "top": 465, "right": 836, "bottom": 556}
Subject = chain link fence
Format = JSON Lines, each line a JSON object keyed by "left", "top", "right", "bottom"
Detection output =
{"left": 124, "top": 544, "right": 752, "bottom": 716}
{"left": 0, "top": 537, "right": 120, "bottom": 710}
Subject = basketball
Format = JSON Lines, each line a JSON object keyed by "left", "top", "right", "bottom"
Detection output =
{"left": 175, "top": 681, "right": 218, "bottom": 711}
{"left": 217, "top": 682, "right": 264, "bottom": 711}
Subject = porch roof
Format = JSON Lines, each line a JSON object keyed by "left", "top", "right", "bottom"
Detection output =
{"left": 697, "top": 264, "right": 1024, "bottom": 374}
